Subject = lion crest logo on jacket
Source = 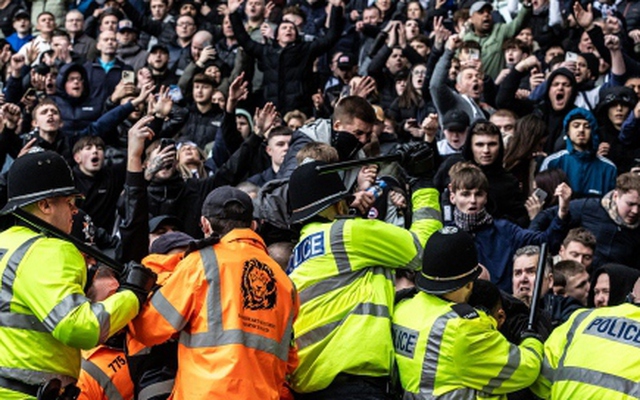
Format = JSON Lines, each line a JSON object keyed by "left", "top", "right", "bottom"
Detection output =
{"left": 242, "top": 258, "right": 277, "bottom": 310}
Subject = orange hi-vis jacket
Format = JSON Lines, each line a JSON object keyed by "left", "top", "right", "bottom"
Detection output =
{"left": 77, "top": 343, "right": 134, "bottom": 400}
{"left": 129, "top": 229, "right": 299, "bottom": 400}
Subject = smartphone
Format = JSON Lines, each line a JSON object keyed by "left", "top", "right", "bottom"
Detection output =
{"left": 160, "top": 138, "right": 176, "bottom": 151}
{"left": 24, "top": 88, "right": 36, "bottom": 98}
{"left": 533, "top": 188, "right": 548, "bottom": 203}
{"left": 565, "top": 51, "right": 578, "bottom": 63}
{"left": 468, "top": 48, "right": 480, "bottom": 60}
{"left": 122, "top": 70, "right": 135, "bottom": 84}
{"left": 202, "top": 40, "right": 212, "bottom": 48}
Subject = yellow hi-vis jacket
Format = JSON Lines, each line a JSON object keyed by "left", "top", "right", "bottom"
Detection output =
{"left": 288, "top": 187, "right": 442, "bottom": 393}
{"left": 393, "top": 292, "right": 543, "bottom": 399}
{"left": 532, "top": 303, "right": 640, "bottom": 399}
{"left": 0, "top": 226, "right": 139, "bottom": 399}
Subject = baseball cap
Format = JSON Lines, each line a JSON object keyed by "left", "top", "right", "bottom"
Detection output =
{"left": 117, "top": 19, "right": 137, "bottom": 33}
{"left": 12, "top": 9, "right": 29, "bottom": 21}
{"left": 469, "top": 1, "right": 493, "bottom": 14}
{"left": 150, "top": 231, "right": 194, "bottom": 254}
{"left": 149, "top": 44, "right": 169, "bottom": 54}
{"left": 443, "top": 110, "right": 470, "bottom": 132}
{"left": 202, "top": 186, "right": 254, "bottom": 222}
{"left": 149, "top": 215, "right": 183, "bottom": 234}
{"left": 337, "top": 53, "right": 356, "bottom": 69}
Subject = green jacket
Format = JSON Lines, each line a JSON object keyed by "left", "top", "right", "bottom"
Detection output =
{"left": 0, "top": 226, "right": 139, "bottom": 398}
{"left": 289, "top": 187, "right": 442, "bottom": 393}
{"left": 463, "top": 6, "right": 531, "bottom": 79}
{"left": 394, "top": 291, "right": 543, "bottom": 399}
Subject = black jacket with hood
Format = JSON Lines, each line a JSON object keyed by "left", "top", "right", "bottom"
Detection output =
{"left": 587, "top": 264, "right": 640, "bottom": 307}
{"left": 51, "top": 63, "right": 104, "bottom": 139}
{"left": 496, "top": 67, "right": 577, "bottom": 154}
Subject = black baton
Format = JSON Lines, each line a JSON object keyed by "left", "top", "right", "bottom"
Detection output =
{"left": 527, "top": 242, "right": 548, "bottom": 332}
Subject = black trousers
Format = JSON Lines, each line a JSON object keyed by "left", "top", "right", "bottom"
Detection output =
{"left": 294, "top": 374, "right": 392, "bottom": 400}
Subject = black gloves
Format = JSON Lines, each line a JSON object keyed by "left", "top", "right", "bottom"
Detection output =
{"left": 118, "top": 261, "right": 158, "bottom": 307}
{"left": 394, "top": 142, "right": 434, "bottom": 177}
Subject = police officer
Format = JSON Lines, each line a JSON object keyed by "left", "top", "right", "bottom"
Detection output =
{"left": 532, "top": 277, "right": 640, "bottom": 399}
{"left": 393, "top": 228, "right": 543, "bottom": 398}
{"left": 287, "top": 151, "right": 443, "bottom": 399}
{"left": 0, "top": 150, "right": 156, "bottom": 399}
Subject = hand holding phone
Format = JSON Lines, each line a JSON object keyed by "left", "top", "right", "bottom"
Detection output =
{"left": 532, "top": 188, "right": 548, "bottom": 204}
{"left": 122, "top": 70, "right": 135, "bottom": 84}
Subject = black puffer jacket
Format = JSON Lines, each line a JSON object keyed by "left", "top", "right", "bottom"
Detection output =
{"left": 230, "top": 5, "right": 344, "bottom": 115}
{"left": 51, "top": 63, "right": 103, "bottom": 139}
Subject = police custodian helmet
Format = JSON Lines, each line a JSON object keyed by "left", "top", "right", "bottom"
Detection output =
{"left": 0, "top": 150, "right": 81, "bottom": 215}
{"left": 288, "top": 160, "right": 351, "bottom": 224}
{"left": 416, "top": 227, "right": 482, "bottom": 294}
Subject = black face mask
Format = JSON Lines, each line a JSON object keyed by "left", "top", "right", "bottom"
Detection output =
{"left": 331, "top": 130, "right": 363, "bottom": 161}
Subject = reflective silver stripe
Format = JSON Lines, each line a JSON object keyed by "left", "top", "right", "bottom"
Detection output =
{"left": 0, "top": 366, "right": 74, "bottom": 386}
{"left": 298, "top": 269, "right": 365, "bottom": 304}
{"left": 90, "top": 303, "right": 111, "bottom": 344}
{"left": 299, "top": 267, "right": 393, "bottom": 304}
{"left": 404, "top": 232, "right": 422, "bottom": 271}
{"left": 540, "top": 355, "right": 554, "bottom": 382}
{"left": 558, "top": 309, "right": 595, "bottom": 369}
{"left": 296, "top": 302, "right": 389, "bottom": 350}
{"left": 418, "top": 311, "right": 458, "bottom": 397}
{"left": 403, "top": 387, "right": 476, "bottom": 399}
{"left": 330, "top": 219, "right": 351, "bottom": 273}
{"left": 138, "top": 379, "right": 175, "bottom": 400}
{"left": 0, "top": 312, "right": 47, "bottom": 332}
{"left": 81, "top": 359, "right": 124, "bottom": 400}
{"left": 178, "top": 247, "right": 293, "bottom": 361}
{"left": 481, "top": 343, "right": 521, "bottom": 394}
{"left": 151, "top": 290, "right": 187, "bottom": 331}
{"left": 42, "top": 293, "right": 87, "bottom": 332}
{"left": 555, "top": 366, "right": 640, "bottom": 397}
{"left": 413, "top": 207, "right": 442, "bottom": 223}
{"left": 0, "top": 236, "right": 41, "bottom": 312}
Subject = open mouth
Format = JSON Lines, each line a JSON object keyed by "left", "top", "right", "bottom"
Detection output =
{"left": 90, "top": 156, "right": 100, "bottom": 164}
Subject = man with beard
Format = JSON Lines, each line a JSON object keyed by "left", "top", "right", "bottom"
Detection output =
{"left": 541, "top": 107, "right": 617, "bottom": 198}
{"left": 430, "top": 34, "right": 490, "bottom": 122}
{"left": 146, "top": 44, "right": 178, "bottom": 87}
{"left": 462, "top": 0, "right": 532, "bottom": 80}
